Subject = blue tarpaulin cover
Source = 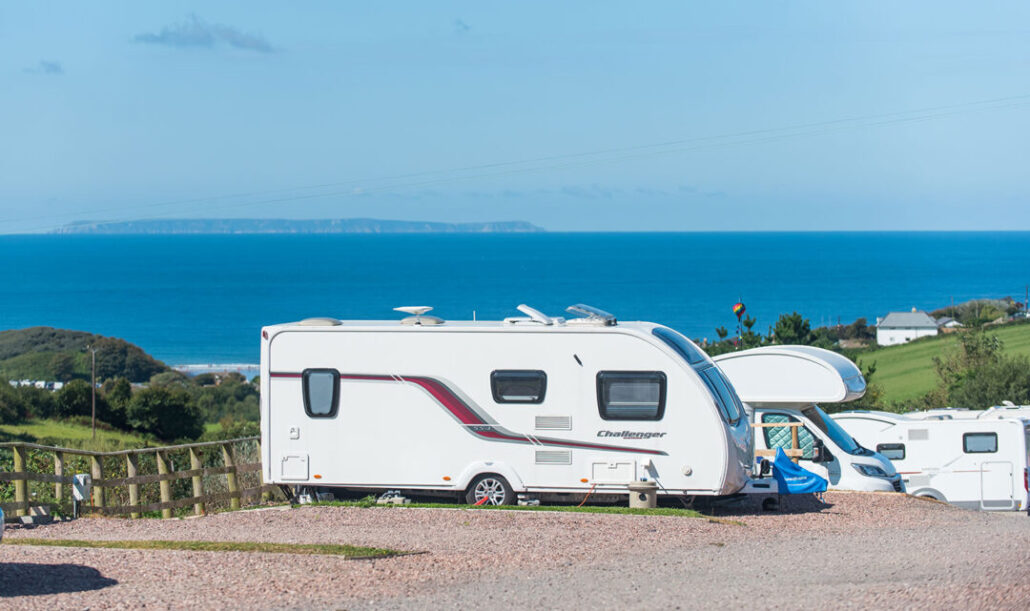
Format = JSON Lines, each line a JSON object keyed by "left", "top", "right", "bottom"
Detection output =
{"left": 772, "top": 447, "right": 828, "bottom": 494}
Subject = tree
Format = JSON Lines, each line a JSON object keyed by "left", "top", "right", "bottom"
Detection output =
{"left": 773, "top": 312, "right": 812, "bottom": 345}
{"left": 127, "top": 387, "right": 203, "bottom": 441}
{"left": 149, "top": 370, "right": 192, "bottom": 389}
{"left": 715, "top": 326, "right": 728, "bottom": 340}
{"left": 0, "top": 382, "right": 27, "bottom": 423}
{"left": 55, "top": 379, "right": 96, "bottom": 418}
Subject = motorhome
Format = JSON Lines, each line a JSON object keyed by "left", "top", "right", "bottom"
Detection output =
{"left": 834, "top": 411, "right": 1029, "bottom": 511}
{"left": 713, "top": 346, "right": 904, "bottom": 493}
{"left": 260, "top": 304, "right": 754, "bottom": 505}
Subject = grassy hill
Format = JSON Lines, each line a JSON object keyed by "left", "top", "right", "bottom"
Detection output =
{"left": 0, "top": 327, "right": 167, "bottom": 383}
{"left": 855, "top": 322, "right": 1030, "bottom": 404}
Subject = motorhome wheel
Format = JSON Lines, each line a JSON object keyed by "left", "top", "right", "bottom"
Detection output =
{"left": 466, "top": 474, "right": 515, "bottom": 506}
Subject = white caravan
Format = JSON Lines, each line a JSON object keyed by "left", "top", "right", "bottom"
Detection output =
{"left": 260, "top": 305, "right": 754, "bottom": 504}
{"left": 713, "top": 346, "right": 904, "bottom": 493}
{"left": 834, "top": 411, "right": 1029, "bottom": 511}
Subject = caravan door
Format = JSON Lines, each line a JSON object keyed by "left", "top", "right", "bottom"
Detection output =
{"left": 980, "top": 461, "right": 1014, "bottom": 510}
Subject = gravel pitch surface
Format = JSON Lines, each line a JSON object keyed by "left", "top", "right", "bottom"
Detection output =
{"left": 1, "top": 492, "right": 1028, "bottom": 609}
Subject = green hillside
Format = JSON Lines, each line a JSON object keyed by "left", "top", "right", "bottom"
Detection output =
{"left": 856, "top": 322, "right": 1030, "bottom": 404}
{"left": 0, "top": 327, "right": 167, "bottom": 383}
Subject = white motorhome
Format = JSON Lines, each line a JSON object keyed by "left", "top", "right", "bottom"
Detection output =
{"left": 904, "top": 405, "right": 1030, "bottom": 422}
{"left": 834, "top": 411, "right": 1029, "bottom": 511}
{"left": 714, "top": 346, "right": 903, "bottom": 493}
{"left": 260, "top": 305, "right": 754, "bottom": 505}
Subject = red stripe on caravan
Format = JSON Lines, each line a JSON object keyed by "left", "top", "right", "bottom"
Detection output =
{"left": 401, "top": 376, "right": 486, "bottom": 425}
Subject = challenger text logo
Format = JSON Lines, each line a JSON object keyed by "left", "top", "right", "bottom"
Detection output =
{"left": 597, "top": 430, "right": 667, "bottom": 440}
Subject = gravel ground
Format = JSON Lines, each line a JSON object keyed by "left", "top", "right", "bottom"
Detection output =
{"left": 1, "top": 492, "right": 1027, "bottom": 609}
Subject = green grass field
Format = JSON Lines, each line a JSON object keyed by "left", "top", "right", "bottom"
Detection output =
{"left": 0, "top": 418, "right": 147, "bottom": 447}
{"left": 856, "top": 322, "right": 1030, "bottom": 405}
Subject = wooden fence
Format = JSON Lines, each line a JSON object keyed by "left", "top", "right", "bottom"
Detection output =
{"left": 0, "top": 437, "right": 278, "bottom": 520}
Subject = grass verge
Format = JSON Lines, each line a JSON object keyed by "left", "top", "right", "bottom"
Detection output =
{"left": 2, "top": 538, "right": 405, "bottom": 558}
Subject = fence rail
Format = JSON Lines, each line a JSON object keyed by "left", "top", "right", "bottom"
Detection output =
{"left": 0, "top": 437, "right": 277, "bottom": 520}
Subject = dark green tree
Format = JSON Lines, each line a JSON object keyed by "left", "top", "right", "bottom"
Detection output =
{"left": 0, "top": 381, "right": 27, "bottom": 423}
{"left": 715, "top": 326, "right": 729, "bottom": 340}
{"left": 773, "top": 312, "right": 812, "bottom": 345}
{"left": 127, "top": 387, "right": 203, "bottom": 441}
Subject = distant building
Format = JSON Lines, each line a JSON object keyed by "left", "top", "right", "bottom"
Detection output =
{"left": 876, "top": 309, "right": 939, "bottom": 346}
{"left": 935, "top": 316, "right": 963, "bottom": 332}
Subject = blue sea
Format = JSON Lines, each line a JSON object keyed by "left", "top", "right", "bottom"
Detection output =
{"left": 1, "top": 232, "right": 1027, "bottom": 365}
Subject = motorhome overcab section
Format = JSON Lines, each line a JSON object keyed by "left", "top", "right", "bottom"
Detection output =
{"left": 260, "top": 305, "right": 754, "bottom": 505}
{"left": 713, "top": 346, "right": 903, "bottom": 493}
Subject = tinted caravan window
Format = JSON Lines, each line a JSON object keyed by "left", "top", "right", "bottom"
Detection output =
{"left": 963, "top": 432, "right": 997, "bottom": 454}
{"left": 491, "top": 370, "right": 547, "bottom": 404}
{"left": 698, "top": 367, "right": 743, "bottom": 425}
{"left": 652, "top": 327, "right": 709, "bottom": 365}
{"left": 597, "top": 372, "right": 666, "bottom": 421}
{"left": 876, "top": 443, "right": 906, "bottom": 460}
{"left": 303, "top": 369, "right": 339, "bottom": 417}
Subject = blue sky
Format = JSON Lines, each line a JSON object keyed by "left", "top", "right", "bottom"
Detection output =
{"left": 2, "top": 1, "right": 1029, "bottom": 232}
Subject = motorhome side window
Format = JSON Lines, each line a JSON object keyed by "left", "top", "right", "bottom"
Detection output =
{"left": 491, "top": 370, "right": 547, "bottom": 404}
{"left": 596, "top": 371, "right": 666, "bottom": 421}
{"left": 963, "top": 432, "right": 997, "bottom": 454}
{"left": 761, "top": 413, "right": 816, "bottom": 460}
{"left": 876, "top": 443, "right": 905, "bottom": 460}
{"left": 302, "top": 369, "right": 340, "bottom": 418}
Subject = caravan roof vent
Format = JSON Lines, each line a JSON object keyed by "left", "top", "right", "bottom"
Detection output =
{"left": 504, "top": 304, "right": 564, "bottom": 325}
{"left": 565, "top": 303, "right": 617, "bottom": 326}
{"left": 298, "top": 317, "right": 342, "bottom": 326}
{"left": 394, "top": 306, "right": 444, "bottom": 326}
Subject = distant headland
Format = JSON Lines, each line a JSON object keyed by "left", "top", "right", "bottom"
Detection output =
{"left": 50, "top": 218, "right": 545, "bottom": 235}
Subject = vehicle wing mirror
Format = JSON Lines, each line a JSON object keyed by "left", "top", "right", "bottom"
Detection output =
{"left": 812, "top": 438, "right": 833, "bottom": 463}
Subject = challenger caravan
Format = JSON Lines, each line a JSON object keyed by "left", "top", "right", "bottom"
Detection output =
{"left": 260, "top": 304, "right": 753, "bottom": 504}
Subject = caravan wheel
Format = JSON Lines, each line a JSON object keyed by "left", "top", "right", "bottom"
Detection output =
{"left": 466, "top": 474, "right": 515, "bottom": 506}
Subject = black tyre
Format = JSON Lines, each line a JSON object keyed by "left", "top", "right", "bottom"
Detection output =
{"left": 465, "top": 474, "right": 515, "bottom": 506}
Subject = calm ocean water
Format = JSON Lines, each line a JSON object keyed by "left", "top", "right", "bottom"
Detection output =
{"left": 1, "top": 232, "right": 1027, "bottom": 365}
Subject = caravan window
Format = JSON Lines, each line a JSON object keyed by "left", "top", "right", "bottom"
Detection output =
{"left": 302, "top": 369, "right": 339, "bottom": 418}
{"left": 876, "top": 443, "right": 906, "bottom": 460}
{"left": 963, "top": 432, "right": 997, "bottom": 454}
{"left": 491, "top": 370, "right": 547, "bottom": 403}
{"left": 597, "top": 372, "right": 666, "bottom": 420}
{"left": 698, "top": 368, "right": 743, "bottom": 425}
{"left": 652, "top": 327, "right": 709, "bottom": 365}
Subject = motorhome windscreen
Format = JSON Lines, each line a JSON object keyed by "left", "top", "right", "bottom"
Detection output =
{"left": 652, "top": 327, "right": 709, "bottom": 365}
{"left": 698, "top": 367, "right": 742, "bottom": 424}
{"left": 802, "top": 406, "right": 866, "bottom": 455}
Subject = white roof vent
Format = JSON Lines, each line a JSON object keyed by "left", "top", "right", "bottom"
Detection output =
{"left": 394, "top": 306, "right": 444, "bottom": 326}
{"left": 297, "top": 317, "right": 342, "bottom": 326}
{"left": 565, "top": 303, "right": 617, "bottom": 326}
{"left": 504, "top": 304, "right": 564, "bottom": 325}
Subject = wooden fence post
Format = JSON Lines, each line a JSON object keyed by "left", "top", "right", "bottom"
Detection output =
{"left": 189, "top": 448, "right": 205, "bottom": 516}
{"left": 12, "top": 445, "right": 28, "bottom": 517}
{"left": 156, "top": 450, "right": 173, "bottom": 519}
{"left": 127, "top": 453, "right": 141, "bottom": 519}
{"left": 222, "top": 443, "right": 240, "bottom": 510}
{"left": 791, "top": 426, "right": 800, "bottom": 464}
{"left": 90, "top": 455, "right": 105, "bottom": 509}
{"left": 54, "top": 451, "right": 65, "bottom": 507}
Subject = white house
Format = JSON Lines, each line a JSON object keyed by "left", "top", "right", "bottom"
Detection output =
{"left": 876, "top": 309, "right": 939, "bottom": 346}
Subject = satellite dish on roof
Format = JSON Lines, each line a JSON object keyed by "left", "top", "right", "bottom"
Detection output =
{"left": 394, "top": 306, "right": 443, "bottom": 326}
